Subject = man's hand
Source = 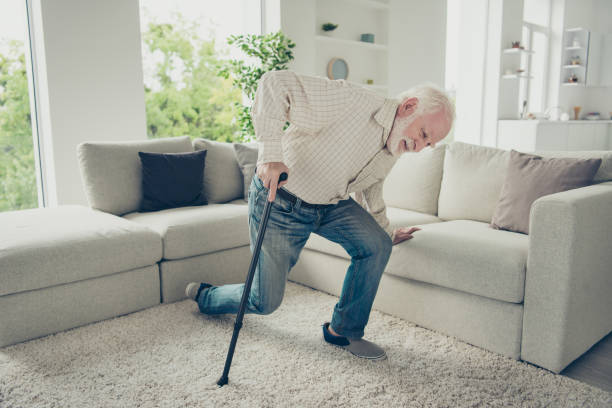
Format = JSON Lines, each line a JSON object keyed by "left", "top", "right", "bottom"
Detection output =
{"left": 257, "top": 162, "right": 290, "bottom": 202}
{"left": 392, "top": 226, "right": 421, "bottom": 245}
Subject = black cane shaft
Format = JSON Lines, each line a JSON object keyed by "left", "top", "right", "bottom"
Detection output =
{"left": 217, "top": 172, "right": 288, "bottom": 387}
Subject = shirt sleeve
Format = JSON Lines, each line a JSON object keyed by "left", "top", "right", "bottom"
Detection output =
{"left": 251, "top": 70, "right": 354, "bottom": 166}
{"left": 360, "top": 180, "right": 395, "bottom": 242}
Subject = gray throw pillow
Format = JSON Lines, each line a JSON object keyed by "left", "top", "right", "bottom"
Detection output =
{"left": 193, "top": 138, "right": 244, "bottom": 203}
{"left": 490, "top": 150, "right": 602, "bottom": 234}
{"left": 233, "top": 142, "right": 259, "bottom": 201}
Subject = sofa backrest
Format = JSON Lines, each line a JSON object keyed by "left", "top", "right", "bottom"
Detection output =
{"left": 77, "top": 136, "right": 194, "bottom": 215}
{"left": 383, "top": 144, "right": 446, "bottom": 215}
{"left": 437, "top": 141, "right": 612, "bottom": 223}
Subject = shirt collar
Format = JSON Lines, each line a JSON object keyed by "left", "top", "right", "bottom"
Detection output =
{"left": 374, "top": 98, "right": 400, "bottom": 146}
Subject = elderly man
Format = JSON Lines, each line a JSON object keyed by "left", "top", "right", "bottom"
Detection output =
{"left": 187, "top": 70, "right": 454, "bottom": 360}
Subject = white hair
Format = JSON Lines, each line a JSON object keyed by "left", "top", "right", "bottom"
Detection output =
{"left": 396, "top": 83, "right": 455, "bottom": 125}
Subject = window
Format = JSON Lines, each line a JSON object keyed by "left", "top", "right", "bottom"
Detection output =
{"left": 0, "top": 1, "right": 42, "bottom": 212}
{"left": 138, "top": 0, "right": 262, "bottom": 143}
{"left": 520, "top": 0, "right": 551, "bottom": 115}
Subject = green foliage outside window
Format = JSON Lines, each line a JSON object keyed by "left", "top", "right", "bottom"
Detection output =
{"left": 141, "top": 17, "right": 242, "bottom": 142}
{"left": 0, "top": 40, "right": 37, "bottom": 212}
{"left": 218, "top": 31, "right": 295, "bottom": 141}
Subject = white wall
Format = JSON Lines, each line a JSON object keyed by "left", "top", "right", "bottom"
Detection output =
{"left": 31, "top": 0, "right": 147, "bottom": 206}
{"left": 452, "top": 0, "right": 524, "bottom": 146}
{"left": 388, "top": 0, "right": 447, "bottom": 97}
{"left": 453, "top": 0, "right": 489, "bottom": 145}
{"left": 278, "top": 0, "right": 316, "bottom": 75}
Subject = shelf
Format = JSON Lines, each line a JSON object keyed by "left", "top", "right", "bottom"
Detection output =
{"left": 338, "top": 0, "right": 390, "bottom": 10}
{"left": 362, "top": 84, "right": 388, "bottom": 90}
{"left": 502, "top": 74, "right": 533, "bottom": 79}
{"left": 502, "top": 48, "right": 534, "bottom": 55}
{"left": 565, "top": 27, "right": 587, "bottom": 32}
{"left": 315, "top": 35, "right": 388, "bottom": 51}
{"left": 562, "top": 65, "right": 585, "bottom": 69}
{"left": 565, "top": 46, "right": 585, "bottom": 50}
{"left": 561, "top": 82, "right": 584, "bottom": 86}
{"left": 346, "top": 80, "right": 387, "bottom": 90}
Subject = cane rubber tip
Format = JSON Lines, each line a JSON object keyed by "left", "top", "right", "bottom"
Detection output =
{"left": 217, "top": 376, "right": 228, "bottom": 387}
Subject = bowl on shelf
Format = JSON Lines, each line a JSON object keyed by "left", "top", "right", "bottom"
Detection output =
{"left": 585, "top": 112, "right": 601, "bottom": 120}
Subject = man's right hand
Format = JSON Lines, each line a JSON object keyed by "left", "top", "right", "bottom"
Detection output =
{"left": 257, "top": 162, "right": 290, "bottom": 202}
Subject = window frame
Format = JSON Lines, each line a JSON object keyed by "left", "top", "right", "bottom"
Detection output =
{"left": 520, "top": 21, "right": 551, "bottom": 115}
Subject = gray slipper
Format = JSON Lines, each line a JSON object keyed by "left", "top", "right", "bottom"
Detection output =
{"left": 322, "top": 322, "right": 387, "bottom": 360}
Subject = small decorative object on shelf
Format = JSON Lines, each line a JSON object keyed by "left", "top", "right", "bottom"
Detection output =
{"left": 585, "top": 112, "right": 601, "bottom": 120}
{"left": 568, "top": 73, "right": 579, "bottom": 83}
{"left": 573, "top": 106, "right": 582, "bottom": 120}
{"left": 327, "top": 57, "right": 349, "bottom": 80}
{"left": 511, "top": 40, "right": 524, "bottom": 49}
{"left": 516, "top": 68, "right": 525, "bottom": 74}
{"left": 360, "top": 33, "right": 375, "bottom": 43}
{"left": 365, "top": 79, "right": 374, "bottom": 84}
{"left": 322, "top": 23, "right": 338, "bottom": 33}
{"left": 572, "top": 38, "right": 581, "bottom": 48}
{"left": 570, "top": 56, "right": 581, "bottom": 65}
{"left": 560, "top": 112, "right": 570, "bottom": 121}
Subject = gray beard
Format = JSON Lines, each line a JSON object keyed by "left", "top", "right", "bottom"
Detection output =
{"left": 388, "top": 114, "right": 417, "bottom": 154}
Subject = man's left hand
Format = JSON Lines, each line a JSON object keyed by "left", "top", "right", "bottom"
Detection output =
{"left": 392, "top": 226, "right": 421, "bottom": 245}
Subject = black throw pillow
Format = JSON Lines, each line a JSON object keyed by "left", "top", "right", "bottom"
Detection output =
{"left": 138, "top": 150, "right": 208, "bottom": 212}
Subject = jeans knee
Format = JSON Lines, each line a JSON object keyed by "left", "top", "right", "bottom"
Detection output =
{"left": 380, "top": 234, "right": 392, "bottom": 259}
{"left": 360, "top": 232, "right": 392, "bottom": 261}
{"left": 250, "top": 294, "right": 282, "bottom": 315}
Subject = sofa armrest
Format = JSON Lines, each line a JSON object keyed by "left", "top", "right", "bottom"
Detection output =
{"left": 522, "top": 181, "right": 612, "bottom": 373}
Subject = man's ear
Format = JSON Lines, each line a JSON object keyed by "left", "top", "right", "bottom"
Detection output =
{"left": 399, "top": 97, "right": 419, "bottom": 117}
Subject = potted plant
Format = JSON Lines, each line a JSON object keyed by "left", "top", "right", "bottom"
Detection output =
{"left": 217, "top": 31, "right": 295, "bottom": 141}
{"left": 322, "top": 23, "right": 338, "bottom": 36}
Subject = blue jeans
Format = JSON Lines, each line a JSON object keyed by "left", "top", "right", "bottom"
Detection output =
{"left": 197, "top": 173, "right": 392, "bottom": 339}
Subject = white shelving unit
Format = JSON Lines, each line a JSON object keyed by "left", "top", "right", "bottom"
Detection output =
{"left": 561, "top": 27, "right": 590, "bottom": 85}
{"left": 314, "top": 0, "right": 389, "bottom": 95}
{"left": 501, "top": 47, "right": 534, "bottom": 80}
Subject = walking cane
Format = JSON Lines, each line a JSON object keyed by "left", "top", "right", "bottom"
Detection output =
{"left": 217, "top": 172, "right": 288, "bottom": 387}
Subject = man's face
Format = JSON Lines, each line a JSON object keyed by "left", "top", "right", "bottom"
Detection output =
{"left": 386, "top": 99, "right": 451, "bottom": 155}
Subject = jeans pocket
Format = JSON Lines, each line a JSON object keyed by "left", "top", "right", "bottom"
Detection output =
{"left": 252, "top": 173, "right": 266, "bottom": 191}
{"left": 273, "top": 193, "right": 294, "bottom": 215}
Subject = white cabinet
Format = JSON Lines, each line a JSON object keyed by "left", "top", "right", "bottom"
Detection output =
{"left": 498, "top": 120, "right": 611, "bottom": 151}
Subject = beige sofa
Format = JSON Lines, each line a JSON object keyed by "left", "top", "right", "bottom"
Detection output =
{"left": 1, "top": 136, "right": 610, "bottom": 376}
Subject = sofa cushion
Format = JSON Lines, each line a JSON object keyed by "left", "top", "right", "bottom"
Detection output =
{"left": 383, "top": 144, "right": 446, "bottom": 215}
{"left": 490, "top": 150, "right": 602, "bottom": 234}
{"left": 0, "top": 205, "right": 162, "bottom": 297}
{"left": 77, "top": 136, "right": 194, "bottom": 216}
{"left": 193, "top": 138, "right": 244, "bottom": 203}
{"left": 138, "top": 150, "right": 208, "bottom": 211}
{"left": 385, "top": 220, "right": 528, "bottom": 303}
{"left": 233, "top": 142, "right": 259, "bottom": 202}
{"left": 304, "top": 207, "right": 442, "bottom": 259}
{"left": 123, "top": 203, "right": 250, "bottom": 260}
{"left": 438, "top": 142, "right": 509, "bottom": 223}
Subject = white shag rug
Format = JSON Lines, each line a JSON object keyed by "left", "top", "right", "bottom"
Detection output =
{"left": 1, "top": 282, "right": 611, "bottom": 408}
